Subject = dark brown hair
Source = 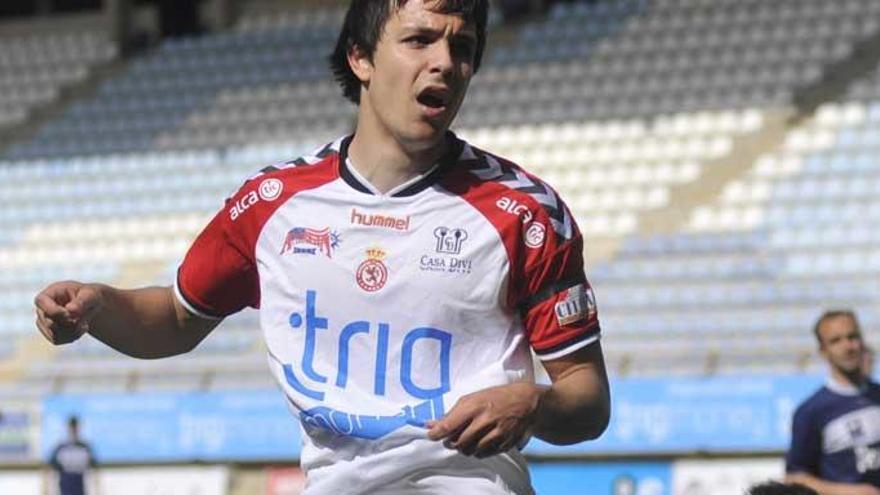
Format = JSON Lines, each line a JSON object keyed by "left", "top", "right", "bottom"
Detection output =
{"left": 329, "top": 0, "right": 489, "bottom": 103}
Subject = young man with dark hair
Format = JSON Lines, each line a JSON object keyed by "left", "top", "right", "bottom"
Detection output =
{"left": 34, "top": 1, "right": 610, "bottom": 493}
{"left": 48, "top": 417, "right": 97, "bottom": 495}
{"left": 786, "top": 310, "right": 880, "bottom": 495}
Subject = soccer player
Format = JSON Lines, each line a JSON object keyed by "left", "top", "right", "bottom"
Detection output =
{"left": 33, "top": 0, "right": 610, "bottom": 493}
{"left": 47, "top": 417, "right": 97, "bottom": 495}
{"left": 786, "top": 310, "right": 880, "bottom": 495}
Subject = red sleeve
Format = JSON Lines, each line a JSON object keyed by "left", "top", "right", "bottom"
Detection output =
{"left": 174, "top": 153, "right": 341, "bottom": 319}
{"left": 519, "top": 230, "right": 600, "bottom": 361}
{"left": 442, "top": 150, "right": 600, "bottom": 360}
{"left": 174, "top": 199, "right": 259, "bottom": 319}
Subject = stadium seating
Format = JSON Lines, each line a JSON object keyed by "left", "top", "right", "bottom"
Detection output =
{"left": 0, "top": 27, "right": 116, "bottom": 130}
{"left": 599, "top": 97, "right": 880, "bottom": 375}
{"left": 2, "top": 0, "right": 880, "bottom": 393}
{"left": 460, "top": 109, "right": 764, "bottom": 236}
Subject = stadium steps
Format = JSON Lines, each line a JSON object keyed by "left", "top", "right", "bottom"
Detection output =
{"left": 0, "top": 333, "right": 57, "bottom": 389}
{"left": 583, "top": 237, "right": 624, "bottom": 268}
{"left": 24, "top": 352, "right": 264, "bottom": 391}
{"left": 0, "top": 38, "right": 130, "bottom": 157}
{"left": 633, "top": 17, "right": 880, "bottom": 235}
{"left": 636, "top": 109, "right": 794, "bottom": 235}
{"left": 792, "top": 18, "right": 880, "bottom": 119}
{"left": 116, "top": 259, "right": 172, "bottom": 289}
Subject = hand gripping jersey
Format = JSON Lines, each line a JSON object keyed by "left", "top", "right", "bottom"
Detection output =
{"left": 175, "top": 133, "right": 601, "bottom": 494}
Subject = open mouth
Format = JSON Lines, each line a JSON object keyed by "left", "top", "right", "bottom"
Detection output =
{"left": 417, "top": 88, "right": 450, "bottom": 110}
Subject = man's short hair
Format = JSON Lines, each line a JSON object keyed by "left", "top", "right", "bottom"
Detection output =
{"left": 329, "top": 0, "right": 489, "bottom": 104}
{"left": 748, "top": 481, "right": 817, "bottom": 495}
{"left": 813, "top": 309, "right": 861, "bottom": 346}
{"left": 67, "top": 416, "right": 79, "bottom": 429}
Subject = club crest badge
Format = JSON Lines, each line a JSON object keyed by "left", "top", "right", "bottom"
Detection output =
{"left": 356, "top": 248, "right": 388, "bottom": 292}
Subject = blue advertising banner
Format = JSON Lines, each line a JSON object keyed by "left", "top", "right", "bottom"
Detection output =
{"left": 41, "top": 374, "right": 829, "bottom": 461}
{"left": 530, "top": 462, "right": 671, "bottom": 495}
{"left": 0, "top": 409, "right": 35, "bottom": 460}
{"left": 525, "top": 374, "right": 821, "bottom": 455}
{"left": 41, "top": 390, "right": 301, "bottom": 462}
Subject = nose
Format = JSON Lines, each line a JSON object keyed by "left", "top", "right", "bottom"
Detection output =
{"left": 846, "top": 338, "right": 862, "bottom": 354}
{"left": 428, "top": 40, "right": 455, "bottom": 77}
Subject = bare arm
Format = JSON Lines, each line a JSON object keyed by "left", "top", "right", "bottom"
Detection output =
{"left": 34, "top": 281, "right": 220, "bottom": 359}
{"left": 532, "top": 342, "right": 610, "bottom": 444}
{"left": 786, "top": 472, "right": 880, "bottom": 495}
{"left": 427, "top": 342, "right": 610, "bottom": 456}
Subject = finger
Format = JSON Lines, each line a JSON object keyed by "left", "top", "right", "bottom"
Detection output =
{"left": 436, "top": 414, "right": 473, "bottom": 446}
{"left": 494, "top": 429, "right": 526, "bottom": 455}
{"left": 450, "top": 418, "right": 496, "bottom": 456}
{"left": 35, "top": 307, "right": 68, "bottom": 331}
{"left": 473, "top": 428, "right": 507, "bottom": 458}
{"left": 34, "top": 292, "right": 71, "bottom": 322}
{"left": 53, "top": 326, "right": 84, "bottom": 345}
{"left": 65, "top": 285, "right": 99, "bottom": 318}
{"left": 427, "top": 403, "right": 477, "bottom": 441}
{"left": 36, "top": 317, "right": 55, "bottom": 343}
{"left": 36, "top": 313, "right": 82, "bottom": 345}
{"left": 67, "top": 291, "right": 100, "bottom": 332}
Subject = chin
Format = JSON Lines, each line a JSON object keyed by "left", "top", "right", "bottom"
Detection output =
{"left": 400, "top": 124, "right": 449, "bottom": 150}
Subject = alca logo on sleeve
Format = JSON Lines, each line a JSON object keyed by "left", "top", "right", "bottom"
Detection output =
{"left": 230, "top": 178, "right": 283, "bottom": 221}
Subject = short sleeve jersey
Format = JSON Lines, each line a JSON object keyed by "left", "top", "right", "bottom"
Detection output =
{"left": 175, "top": 134, "right": 601, "bottom": 494}
{"left": 49, "top": 440, "right": 95, "bottom": 495}
{"left": 786, "top": 379, "right": 880, "bottom": 485}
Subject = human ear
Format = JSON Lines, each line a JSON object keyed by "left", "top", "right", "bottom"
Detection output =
{"left": 347, "top": 45, "right": 373, "bottom": 84}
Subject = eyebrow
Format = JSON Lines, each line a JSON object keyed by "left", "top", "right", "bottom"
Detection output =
{"left": 400, "top": 24, "right": 477, "bottom": 42}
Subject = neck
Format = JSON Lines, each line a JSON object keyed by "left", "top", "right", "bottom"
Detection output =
{"left": 347, "top": 112, "right": 448, "bottom": 195}
{"left": 830, "top": 366, "right": 866, "bottom": 389}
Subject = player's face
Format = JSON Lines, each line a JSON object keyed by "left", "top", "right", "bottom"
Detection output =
{"left": 818, "top": 315, "right": 865, "bottom": 375}
{"left": 350, "top": 0, "right": 477, "bottom": 151}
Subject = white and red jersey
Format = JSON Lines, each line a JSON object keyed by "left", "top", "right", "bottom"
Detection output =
{"left": 175, "top": 133, "right": 601, "bottom": 494}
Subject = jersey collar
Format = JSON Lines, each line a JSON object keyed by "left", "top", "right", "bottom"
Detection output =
{"left": 337, "top": 132, "right": 464, "bottom": 197}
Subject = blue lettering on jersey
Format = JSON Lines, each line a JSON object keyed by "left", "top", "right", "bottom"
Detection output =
{"left": 301, "top": 396, "right": 445, "bottom": 439}
{"left": 285, "top": 290, "right": 452, "bottom": 439}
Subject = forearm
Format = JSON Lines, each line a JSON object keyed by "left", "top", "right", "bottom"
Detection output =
{"left": 87, "top": 284, "right": 203, "bottom": 359}
{"left": 786, "top": 472, "right": 873, "bottom": 495}
{"left": 532, "top": 362, "right": 610, "bottom": 444}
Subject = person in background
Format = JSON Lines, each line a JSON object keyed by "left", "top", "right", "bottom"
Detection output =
{"left": 47, "top": 416, "right": 97, "bottom": 495}
{"left": 786, "top": 310, "right": 880, "bottom": 495}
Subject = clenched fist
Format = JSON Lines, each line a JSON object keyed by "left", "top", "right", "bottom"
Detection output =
{"left": 34, "top": 281, "right": 103, "bottom": 345}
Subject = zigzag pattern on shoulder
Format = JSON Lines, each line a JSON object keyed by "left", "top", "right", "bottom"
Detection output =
{"left": 246, "top": 137, "right": 345, "bottom": 181}
{"left": 460, "top": 144, "right": 574, "bottom": 241}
